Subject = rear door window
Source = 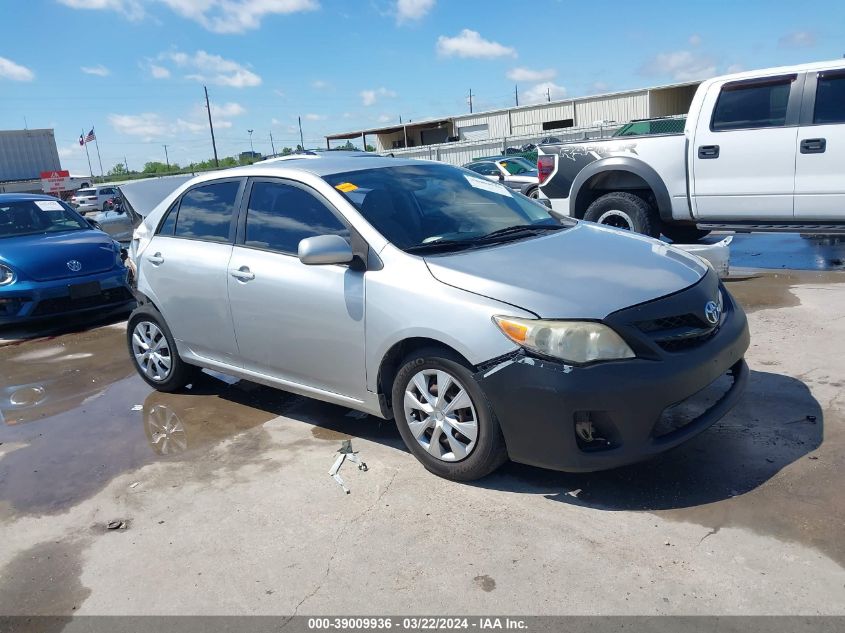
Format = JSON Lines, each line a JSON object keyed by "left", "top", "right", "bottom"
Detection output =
{"left": 712, "top": 78, "right": 793, "bottom": 131}
{"left": 172, "top": 181, "right": 240, "bottom": 243}
{"left": 243, "top": 181, "right": 349, "bottom": 255}
{"left": 814, "top": 72, "right": 845, "bottom": 124}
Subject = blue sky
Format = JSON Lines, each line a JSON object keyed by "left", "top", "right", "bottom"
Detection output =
{"left": 1, "top": 0, "right": 843, "bottom": 176}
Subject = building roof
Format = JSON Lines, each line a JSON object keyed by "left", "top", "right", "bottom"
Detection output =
{"left": 325, "top": 80, "right": 701, "bottom": 141}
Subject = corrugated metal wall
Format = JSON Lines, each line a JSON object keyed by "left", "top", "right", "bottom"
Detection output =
{"left": 648, "top": 85, "right": 699, "bottom": 117}
{"left": 455, "top": 112, "right": 510, "bottom": 139}
{"left": 575, "top": 92, "right": 649, "bottom": 126}
{"left": 0, "top": 129, "right": 62, "bottom": 182}
{"left": 510, "top": 102, "right": 575, "bottom": 134}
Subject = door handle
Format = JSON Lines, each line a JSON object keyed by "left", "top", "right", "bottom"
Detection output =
{"left": 230, "top": 266, "right": 255, "bottom": 282}
{"left": 698, "top": 145, "right": 720, "bottom": 159}
{"left": 147, "top": 252, "right": 164, "bottom": 265}
{"left": 800, "top": 138, "right": 826, "bottom": 154}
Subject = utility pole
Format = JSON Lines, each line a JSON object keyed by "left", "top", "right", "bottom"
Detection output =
{"left": 468, "top": 88, "right": 473, "bottom": 113}
{"left": 298, "top": 116, "right": 304, "bottom": 150}
{"left": 547, "top": 87, "right": 551, "bottom": 103}
{"left": 269, "top": 131, "right": 276, "bottom": 155}
{"left": 514, "top": 85, "right": 519, "bottom": 107}
{"left": 163, "top": 145, "right": 170, "bottom": 170}
{"left": 124, "top": 156, "right": 129, "bottom": 174}
{"left": 204, "top": 85, "right": 219, "bottom": 168}
{"left": 248, "top": 129, "right": 254, "bottom": 154}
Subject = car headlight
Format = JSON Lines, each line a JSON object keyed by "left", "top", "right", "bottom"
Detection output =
{"left": 493, "top": 316, "right": 635, "bottom": 364}
{"left": 0, "top": 263, "right": 16, "bottom": 286}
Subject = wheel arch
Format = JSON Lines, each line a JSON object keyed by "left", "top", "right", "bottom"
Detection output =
{"left": 376, "top": 337, "right": 474, "bottom": 417}
{"left": 570, "top": 157, "right": 672, "bottom": 222}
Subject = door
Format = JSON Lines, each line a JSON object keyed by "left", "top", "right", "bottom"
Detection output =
{"left": 140, "top": 178, "right": 244, "bottom": 365}
{"left": 95, "top": 208, "right": 133, "bottom": 241}
{"left": 227, "top": 179, "right": 367, "bottom": 400}
{"left": 795, "top": 68, "right": 845, "bottom": 218}
{"left": 692, "top": 74, "right": 802, "bottom": 219}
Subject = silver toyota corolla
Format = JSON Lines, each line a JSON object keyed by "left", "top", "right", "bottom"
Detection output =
{"left": 128, "top": 154, "right": 749, "bottom": 480}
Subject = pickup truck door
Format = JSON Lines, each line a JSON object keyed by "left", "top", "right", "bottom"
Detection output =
{"left": 691, "top": 74, "right": 803, "bottom": 219}
{"left": 794, "top": 68, "right": 845, "bottom": 218}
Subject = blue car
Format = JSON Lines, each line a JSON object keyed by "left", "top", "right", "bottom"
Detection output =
{"left": 0, "top": 194, "right": 135, "bottom": 326}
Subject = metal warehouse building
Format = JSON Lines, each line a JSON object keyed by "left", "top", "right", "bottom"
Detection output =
{"left": 326, "top": 81, "right": 699, "bottom": 166}
{"left": 0, "top": 129, "right": 62, "bottom": 182}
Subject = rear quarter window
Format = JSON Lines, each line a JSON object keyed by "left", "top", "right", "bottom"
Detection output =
{"left": 711, "top": 79, "right": 793, "bottom": 131}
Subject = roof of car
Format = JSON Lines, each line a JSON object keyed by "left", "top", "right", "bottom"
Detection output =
{"left": 0, "top": 193, "right": 60, "bottom": 202}
{"left": 224, "top": 153, "right": 431, "bottom": 178}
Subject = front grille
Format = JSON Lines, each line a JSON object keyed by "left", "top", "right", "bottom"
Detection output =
{"left": 635, "top": 312, "right": 720, "bottom": 353}
{"left": 31, "top": 287, "right": 134, "bottom": 317}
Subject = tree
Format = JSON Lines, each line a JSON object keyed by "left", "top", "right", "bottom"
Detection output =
{"left": 365, "top": 144, "right": 376, "bottom": 152}
{"left": 142, "top": 161, "right": 178, "bottom": 174}
{"left": 280, "top": 147, "right": 293, "bottom": 156}
{"left": 108, "top": 163, "right": 127, "bottom": 176}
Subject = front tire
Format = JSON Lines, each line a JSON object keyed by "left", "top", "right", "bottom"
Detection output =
{"left": 127, "top": 305, "right": 199, "bottom": 392}
{"left": 584, "top": 191, "right": 660, "bottom": 238}
{"left": 391, "top": 348, "right": 508, "bottom": 481}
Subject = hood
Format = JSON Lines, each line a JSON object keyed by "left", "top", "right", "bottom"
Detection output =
{"left": 0, "top": 230, "right": 118, "bottom": 282}
{"left": 424, "top": 223, "right": 708, "bottom": 318}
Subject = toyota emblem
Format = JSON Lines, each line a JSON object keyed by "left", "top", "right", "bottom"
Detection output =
{"left": 67, "top": 260, "right": 82, "bottom": 272}
{"left": 704, "top": 300, "right": 721, "bottom": 325}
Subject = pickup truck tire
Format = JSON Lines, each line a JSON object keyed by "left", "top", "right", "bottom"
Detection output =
{"left": 527, "top": 186, "right": 539, "bottom": 199}
{"left": 584, "top": 192, "right": 660, "bottom": 238}
{"left": 392, "top": 348, "right": 508, "bottom": 481}
{"left": 661, "top": 225, "right": 711, "bottom": 243}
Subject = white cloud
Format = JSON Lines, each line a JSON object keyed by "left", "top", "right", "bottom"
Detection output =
{"left": 156, "top": 0, "right": 318, "bottom": 33}
{"left": 109, "top": 101, "right": 245, "bottom": 140}
{"left": 377, "top": 114, "right": 393, "bottom": 123}
{"left": 311, "top": 79, "right": 330, "bottom": 89}
{"left": 149, "top": 64, "right": 170, "bottom": 79}
{"left": 507, "top": 67, "right": 555, "bottom": 82}
{"left": 726, "top": 63, "right": 744, "bottom": 74}
{"left": 436, "top": 29, "right": 516, "bottom": 59}
{"left": 0, "top": 56, "right": 34, "bottom": 81}
{"left": 778, "top": 30, "right": 816, "bottom": 49}
{"left": 81, "top": 64, "right": 110, "bottom": 76}
{"left": 522, "top": 81, "right": 567, "bottom": 104}
{"left": 360, "top": 87, "right": 397, "bottom": 106}
{"left": 57, "top": 143, "right": 81, "bottom": 159}
{"left": 160, "top": 50, "right": 261, "bottom": 87}
{"left": 57, "top": 0, "right": 144, "bottom": 19}
{"left": 688, "top": 34, "right": 702, "bottom": 47}
{"left": 59, "top": 0, "right": 317, "bottom": 33}
{"left": 109, "top": 113, "right": 164, "bottom": 139}
{"left": 396, "top": 0, "right": 434, "bottom": 23}
{"left": 304, "top": 113, "right": 326, "bottom": 121}
{"left": 639, "top": 50, "right": 716, "bottom": 81}
{"left": 587, "top": 81, "right": 610, "bottom": 95}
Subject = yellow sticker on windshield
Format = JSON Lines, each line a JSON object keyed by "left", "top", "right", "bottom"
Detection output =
{"left": 335, "top": 182, "right": 358, "bottom": 192}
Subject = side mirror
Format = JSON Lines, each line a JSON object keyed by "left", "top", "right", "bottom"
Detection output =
{"left": 498, "top": 173, "right": 505, "bottom": 180}
{"left": 86, "top": 218, "right": 102, "bottom": 231}
{"left": 298, "top": 234, "right": 353, "bottom": 265}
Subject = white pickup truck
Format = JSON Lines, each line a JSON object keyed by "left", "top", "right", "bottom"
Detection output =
{"left": 536, "top": 60, "right": 845, "bottom": 242}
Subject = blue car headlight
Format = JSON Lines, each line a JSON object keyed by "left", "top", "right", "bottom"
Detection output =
{"left": 0, "top": 263, "right": 16, "bottom": 286}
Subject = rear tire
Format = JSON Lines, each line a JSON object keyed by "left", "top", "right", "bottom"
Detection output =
{"left": 584, "top": 191, "right": 660, "bottom": 238}
{"left": 127, "top": 305, "right": 199, "bottom": 392}
{"left": 661, "top": 225, "right": 711, "bottom": 243}
{"left": 527, "top": 186, "right": 539, "bottom": 199}
{"left": 391, "top": 348, "right": 508, "bottom": 481}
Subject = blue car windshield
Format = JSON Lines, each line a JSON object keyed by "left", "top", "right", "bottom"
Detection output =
{"left": 324, "top": 163, "right": 557, "bottom": 250}
{"left": 0, "top": 200, "right": 88, "bottom": 239}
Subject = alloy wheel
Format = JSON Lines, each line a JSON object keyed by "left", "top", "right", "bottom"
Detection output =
{"left": 596, "top": 209, "right": 634, "bottom": 231}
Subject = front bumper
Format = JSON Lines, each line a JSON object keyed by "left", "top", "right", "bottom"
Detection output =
{"left": 476, "top": 273, "right": 750, "bottom": 472}
{"left": 0, "top": 267, "right": 135, "bottom": 325}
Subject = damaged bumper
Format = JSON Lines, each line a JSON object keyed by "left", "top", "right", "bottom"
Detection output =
{"left": 475, "top": 279, "right": 750, "bottom": 472}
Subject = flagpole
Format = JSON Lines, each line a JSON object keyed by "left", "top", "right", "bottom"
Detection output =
{"left": 81, "top": 129, "right": 94, "bottom": 180}
{"left": 92, "top": 126, "right": 104, "bottom": 178}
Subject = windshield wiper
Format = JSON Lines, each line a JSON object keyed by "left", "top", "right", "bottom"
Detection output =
{"left": 475, "top": 223, "right": 564, "bottom": 242}
{"left": 405, "top": 238, "right": 480, "bottom": 254}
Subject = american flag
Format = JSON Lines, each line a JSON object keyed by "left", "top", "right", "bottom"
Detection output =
{"left": 79, "top": 128, "right": 96, "bottom": 145}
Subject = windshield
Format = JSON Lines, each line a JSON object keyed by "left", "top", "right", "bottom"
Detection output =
{"left": 75, "top": 189, "right": 96, "bottom": 197}
{"left": 324, "top": 163, "right": 557, "bottom": 251}
{"left": 498, "top": 158, "right": 535, "bottom": 175}
{"left": 0, "top": 200, "right": 89, "bottom": 239}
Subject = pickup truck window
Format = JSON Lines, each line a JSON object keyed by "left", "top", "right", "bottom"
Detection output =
{"left": 711, "top": 79, "right": 792, "bottom": 131}
{"left": 814, "top": 73, "right": 845, "bottom": 125}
